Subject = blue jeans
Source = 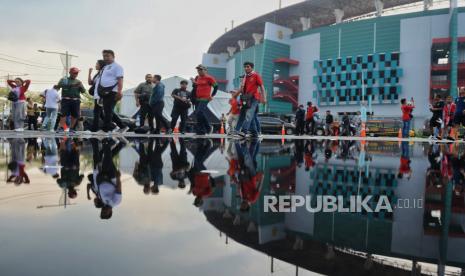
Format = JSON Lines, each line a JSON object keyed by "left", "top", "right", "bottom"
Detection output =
{"left": 235, "top": 99, "right": 258, "bottom": 135}
{"left": 402, "top": 120, "right": 411, "bottom": 138}
{"left": 195, "top": 101, "right": 210, "bottom": 134}
{"left": 42, "top": 108, "right": 58, "bottom": 131}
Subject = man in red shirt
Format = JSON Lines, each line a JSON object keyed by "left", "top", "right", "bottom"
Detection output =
{"left": 192, "top": 65, "right": 218, "bottom": 135}
{"left": 236, "top": 140, "right": 262, "bottom": 212}
{"left": 400, "top": 98, "right": 415, "bottom": 138}
{"left": 305, "top": 101, "right": 319, "bottom": 135}
{"left": 227, "top": 90, "right": 241, "bottom": 133}
{"left": 234, "top": 61, "right": 267, "bottom": 138}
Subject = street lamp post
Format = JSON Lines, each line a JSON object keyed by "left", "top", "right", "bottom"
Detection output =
{"left": 38, "top": 50, "right": 78, "bottom": 77}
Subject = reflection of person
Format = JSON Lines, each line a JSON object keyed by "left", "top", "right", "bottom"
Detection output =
{"left": 7, "top": 138, "right": 29, "bottom": 185}
{"left": 148, "top": 138, "right": 169, "bottom": 194}
{"left": 132, "top": 140, "right": 152, "bottom": 194}
{"left": 57, "top": 139, "right": 84, "bottom": 199}
{"left": 236, "top": 139, "right": 262, "bottom": 212}
{"left": 398, "top": 141, "right": 412, "bottom": 179}
{"left": 87, "top": 138, "right": 125, "bottom": 220}
{"left": 189, "top": 139, "right": 215, "bottom": 207}
{"left": 169, "top": 138, "right": 190, "bottom": 189}
{"left": 42, "top": 138, "right": 60, "bottom": 179}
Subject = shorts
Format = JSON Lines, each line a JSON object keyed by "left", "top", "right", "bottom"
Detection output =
{"left": 453, "top": 113, "right": 465, "bottom": 126}
{"left": 61, "top": 99, "right": 80, "bottom": 118}
{"left": 429, "top": 117, "right": 442, "bottom": 128}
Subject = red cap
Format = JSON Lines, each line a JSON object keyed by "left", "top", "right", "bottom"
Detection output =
{"left": 69, "top": 67, "right": 80, "bottom": 74}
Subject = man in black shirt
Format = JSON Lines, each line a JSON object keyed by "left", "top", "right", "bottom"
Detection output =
{"left": 170, "top": 80, "right": 191, "bottom": 134}
{"left": 325, "top": 110, "right": 334, "bottom": 136}
{"left": 295, "top": 105, "right": 305, "bottom": 136}
{"left": 429, "top": 94, "right": 444, "bottom": 139}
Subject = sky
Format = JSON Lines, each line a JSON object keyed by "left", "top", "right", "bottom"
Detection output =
{"left": 0, "top": 0, "right": 303, "bottom": 91}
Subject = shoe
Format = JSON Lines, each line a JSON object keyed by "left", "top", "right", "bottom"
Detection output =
{"left": 228, "top": 131, "right": 237, "bottom": 136}
{"left": 234, "top": 132, "right": 246, "bottom": 138}
{"left": 181, "top": 132, "right": 185, "bottom": 135}
{"left": 119, "top": 126, "right": 130, "bottom": 134}
{"left": 14, "top": 128, "right": 24, "bottom": 132}
{"left": 56, "top": 128, "right": 64, "bottom": 133}
{"left": 166, "top": 129, "right": 173, "bottom": 134}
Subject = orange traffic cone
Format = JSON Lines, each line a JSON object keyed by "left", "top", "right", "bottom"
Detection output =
{"left": 220, "top": 121, "right": 225, "bottom": 134}
{"left": 281, "top": 124, "right": 286, "bottom": 136}
{"left": 174, "top": 125, "right": 179, "bottom": 134}
{"left": 63, "top": 122, "right": 68, "bottom": 132}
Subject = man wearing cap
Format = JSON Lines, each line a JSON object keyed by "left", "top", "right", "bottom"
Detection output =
{"left": 56, "top": 67, "right": 86, "bottom": 132}
{"left": 192, "top": 65, "right": 218, "bottom": 135}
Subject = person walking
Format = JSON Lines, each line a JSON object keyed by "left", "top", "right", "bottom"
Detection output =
{"left": 325, "top": 110, "right": 334, "bottom": 136}
{"left": 98, "top": 49, "right": 128, "bottom": 133}
{"left": 170, "top": 80, "right": 191, "bottom": 134}
{"left": 234, "top": 62, "right": 267, "bottom": 138}
{"left": 453, "top": 87, "right": 465, "bottom": 141}
{"left": 149, "top": 75, "right": 171, "bottom": 134}
{"left": 56, "top": 67, "right": 85, "bottom": 133}
{"left": 192, "top": 65, "right": 218, "bottom": 135}
{"left": 227, "top": 90, "right": 241, "bottom": 133}
{"left": 400, "top": 97, "right": 415, "bottom": 138}
{"left": 26, "top": 98, "right": 39, "bottom": 130}
{"left": 134, "top": 74, "right": 154, "bottom": 129}
{"left": 305, "top": 102, "right": 318, "bottom": 135}
{"left": 7, "top": 78, "right": 31, "bottom": 131}
{"left": 295, "top": 104, "right": 306, "bottom": 136}
{"left": 40, "top": 85, "right": 61, "bottom": 131}
{"left": 443, "top": 95, "right": 456, "bottom": 140}
{"left": 429, "top": 94, "right": 444, "bottom": 140}
{"left": 88, "top": 60, "right": 106, "bottom": 131}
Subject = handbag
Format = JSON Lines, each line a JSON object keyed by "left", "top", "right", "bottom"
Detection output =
{"left": 240, "top": 93, "right": 254, "bottom": 109}
{"left": 7, "top": 91, "right": 18, "bottom": 102}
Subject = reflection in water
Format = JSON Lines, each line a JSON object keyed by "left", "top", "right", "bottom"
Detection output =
{"left": 2, "top": 137, "right": 465, "bottom": 275}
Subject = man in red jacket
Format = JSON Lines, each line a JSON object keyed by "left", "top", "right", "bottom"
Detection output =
{"left": 305, "top": 101, "right": 318, "bottom": 135}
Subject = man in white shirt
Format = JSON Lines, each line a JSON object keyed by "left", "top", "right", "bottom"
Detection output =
{"left": 99, "top": 49, "right": 128, "bottom": 133}
{"left": 40, "top": 85, "right": 61, "bottom": 131}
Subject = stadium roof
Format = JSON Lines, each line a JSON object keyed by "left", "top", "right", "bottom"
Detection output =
{"left": 208, "top": 0, "right": 420, "bottom": 54}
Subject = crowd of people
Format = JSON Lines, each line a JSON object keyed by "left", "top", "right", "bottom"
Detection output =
{"left": 4, "top": 50, "right": 465, "bottom": 140}
{"left": 5, "top": 55, "right": 270, "bottom": 138}
{"left": 400, "top": 87, "right": 465, "bottom": 140}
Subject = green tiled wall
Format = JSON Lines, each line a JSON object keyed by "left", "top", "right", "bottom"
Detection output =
{"left": 207, "top": 67, "right": 227, "bottom": 91}
{"left": 314, "top": 52, "right": 403, "bottom": 106}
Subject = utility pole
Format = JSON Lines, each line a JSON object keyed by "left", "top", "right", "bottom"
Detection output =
{"left": 38, "top": 50, "right": 78, "bottom": 77}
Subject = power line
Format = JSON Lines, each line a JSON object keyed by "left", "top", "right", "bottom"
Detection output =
{"left": 0, "top": 57, "right": 61, "bottom": 70}
{"left": 0, "top": 53, "right": 61, "bottom": 68}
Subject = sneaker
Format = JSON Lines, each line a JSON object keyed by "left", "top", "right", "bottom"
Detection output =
{"left": 119, "top": 126, "right": 130, "bottom": 134}
{"left": 14, "top": 128, "right": 24, "bottom": 132}
{"left": 228, "top": 131, "right": 238, "bottom": 136}
{"left": 56, "top": 128, "right": 64, "bottom": 133}
{"left": 234, "top": 132, "right": 246, "bottom": 138}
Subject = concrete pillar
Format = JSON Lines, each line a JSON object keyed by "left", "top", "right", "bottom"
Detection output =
{"left": 299, "top": 17, "right": 311, "bottom": 31}
{"left": 334, "top": 9, "right": 344, "bottom": 23}
{"left": 252, "top": 33, "right": 263, "bottom": 45}
{"left": 423, "top": 0, "right": 433, "bottom": 10}
{"left": 237, "top": 40, "right": 246, "bottom": 51}
{"left": 227, "top": 47, "right": 237, "bottom": 57}
{"left": 374, "top": 0, "right": 384, "bottom": 17}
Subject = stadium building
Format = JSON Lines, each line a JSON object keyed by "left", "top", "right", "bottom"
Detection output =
{"left": 201, "top": 0, "right": 465, "bottom": 128}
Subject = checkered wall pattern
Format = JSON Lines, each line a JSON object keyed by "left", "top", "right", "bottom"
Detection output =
{"left": 309, "top": 165, "right": 398, "bottom": 220}
{"left": 313, "top": 52, "right": 403, "bottom": 106}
